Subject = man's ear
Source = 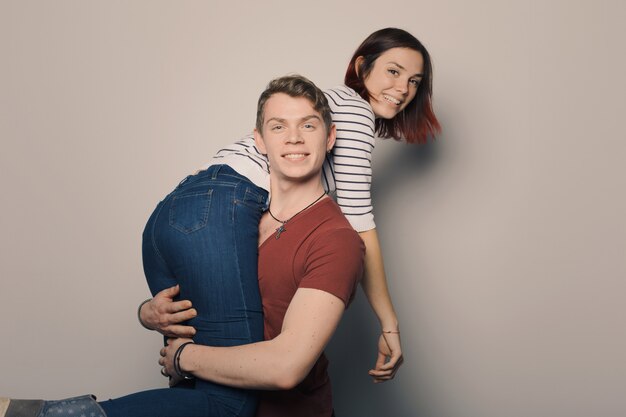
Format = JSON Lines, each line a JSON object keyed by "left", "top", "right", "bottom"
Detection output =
{"left": 326, "top": 124, "right": 337, "bottom": 152}
{"left": 254, "top": 128, "right": 267, "bottom": 155}
{"left": 355, "top": 56, "right": 365, "bottom": 78}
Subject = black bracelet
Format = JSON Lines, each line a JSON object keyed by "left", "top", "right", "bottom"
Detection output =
{"left": 173, "top": 341, "right": 195, "bottom": 380}
{"left": 137, "top": 298, "right": 153, "bottom": 330}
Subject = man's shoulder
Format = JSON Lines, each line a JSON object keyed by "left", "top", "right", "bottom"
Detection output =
{"left": 308, "top": 199, "right": 364, "bottom": 251}
{"left": 297, "top": 199, "right": 365, "bottom": 306}
{"left": 315, "top": 198, "right": 359, "bottom": 231}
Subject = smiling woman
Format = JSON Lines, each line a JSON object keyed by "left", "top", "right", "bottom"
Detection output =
{"left": 136, "top": 28, "right": 441, "bottom": 417}
{"left": 1, "top": 28, "right": 440, "bottom": 417}
{"left": 344, "top": 27, "right": 439, "bottom": 143}
{"left": 357, "top": 47, "right": 424, "bottom": 120}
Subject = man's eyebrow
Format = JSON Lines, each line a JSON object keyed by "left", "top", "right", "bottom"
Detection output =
{"left": 388, "top": 61, "right": 424, "bottom": 78}
{"left": 265, "top": 117, "right": 286, "bottom": 125}
{"left": 265, "top": 115, "right": 321, "bottom": 124}
{"left": 301, "top": 115, "right": 322, "bottom": 122}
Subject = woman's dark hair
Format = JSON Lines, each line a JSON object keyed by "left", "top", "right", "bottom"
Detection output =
{"left": 345, "top": 28, "right": 441, "bottom": 144}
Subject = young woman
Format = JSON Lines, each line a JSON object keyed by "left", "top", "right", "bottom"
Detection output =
{"left": 137, "top": 26, "right": 440, "bottom": 414}
{"left": 1, "top": 28, "right": 439, "bottom": 417}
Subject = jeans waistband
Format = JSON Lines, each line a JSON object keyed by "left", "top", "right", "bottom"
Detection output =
{"left": 177, "top": 164, "right": 235, "bottom": 188}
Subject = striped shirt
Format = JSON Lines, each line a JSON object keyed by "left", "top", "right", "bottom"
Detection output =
{"left": 203, "top": 86, "right": 376, "bottom": 232}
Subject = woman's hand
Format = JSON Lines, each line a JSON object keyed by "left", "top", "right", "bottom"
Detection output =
{"left": 368, "top": 332, "right": 404, "bottom": 383}
{"left": 159, "top": 337, "right": 194, "bottom": 387}
{"left": 139, "top": 285, "right": 197, "bottom": 338}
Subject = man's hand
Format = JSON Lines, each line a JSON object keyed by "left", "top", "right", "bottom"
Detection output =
{"left": 159, "top": 337, "right": 193, "bottom": 387}
{"left": 139, "top": 285, "right": 197, "bottom": 338}
{"left": 368, "top": 332, "right": 404, "bottom": 383}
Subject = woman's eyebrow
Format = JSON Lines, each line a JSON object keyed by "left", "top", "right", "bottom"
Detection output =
{"left": 387, "top": 61, "right": 424, "bottom": 78}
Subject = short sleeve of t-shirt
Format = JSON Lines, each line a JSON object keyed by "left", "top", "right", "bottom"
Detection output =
{"left": 298, "top": 228, "right": 365, "bottom": 307}
{"left": 322, "top": 86, "right": 377, "bottom": 233}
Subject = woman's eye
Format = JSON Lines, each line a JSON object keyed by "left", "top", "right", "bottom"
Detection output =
{"left": 387, "top": 68, "right": 399, "bottom": 76}
{"left": 409, "top": 79, "right": 420, "bottom": 87}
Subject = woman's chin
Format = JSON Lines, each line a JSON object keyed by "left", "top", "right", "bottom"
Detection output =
{"left": 371, "top": 102, "right": 401, "bottom": 120}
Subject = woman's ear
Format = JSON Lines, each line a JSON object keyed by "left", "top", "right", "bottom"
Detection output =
{"left": 355, "top": 56, "right": 365, "bottom": 78}
{"left": 253, "top": 128, "right": 267, "bottom": 155}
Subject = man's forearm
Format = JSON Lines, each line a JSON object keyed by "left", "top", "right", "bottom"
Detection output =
{"left": 167, "top": 288, "right": 346, "bottom": 391}
{"left": 178, "top": 337, "right": 306, "bottom": 390}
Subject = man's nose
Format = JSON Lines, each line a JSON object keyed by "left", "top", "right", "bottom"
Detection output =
{"left": 286, "top": 130, "right": 303, "bottom": 143}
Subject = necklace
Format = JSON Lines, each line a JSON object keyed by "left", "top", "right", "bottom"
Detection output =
{"left": 268, "top": 191, "right": 326, "bottom": 239}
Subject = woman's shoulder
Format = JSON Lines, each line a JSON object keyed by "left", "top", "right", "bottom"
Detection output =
{"left": 324, "top": 85, "right": 374, "bottom": 120}
{"left": 324, "top": 85, "right": 365, "bottom": 103}
{"left": 324, "top": 85, "right": 357, "bottom": 95}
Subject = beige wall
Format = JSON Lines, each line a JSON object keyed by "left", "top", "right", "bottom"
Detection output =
{"left": 1, "top": 1, "right": 625, "bottom": 416}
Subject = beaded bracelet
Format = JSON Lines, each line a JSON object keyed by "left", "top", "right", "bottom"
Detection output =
{"left": 137, "top": 298, "right": 153, "bottom": 330}
{"left": 173, "top": 341, "right": 195, "bottom": 380}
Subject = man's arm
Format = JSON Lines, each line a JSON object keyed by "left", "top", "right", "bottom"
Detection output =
{"left": 139, "top": 285, "right": 197, "bottom": 338}
{"left": 161, "top": 287, "right": 344, "bottom": 390}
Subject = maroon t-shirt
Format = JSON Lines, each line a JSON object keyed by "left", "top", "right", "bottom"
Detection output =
{"left": 256, "top": 197, "right": 365, "bottom": 417}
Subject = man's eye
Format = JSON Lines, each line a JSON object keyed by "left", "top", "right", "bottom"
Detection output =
{"left": 271, "top": 125, "right": 284, "bottom": 131}
{"left": 303, "top": 123, "right": 315, "bottom": 130}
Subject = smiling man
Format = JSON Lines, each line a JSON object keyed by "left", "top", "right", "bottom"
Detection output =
{"left": 0, "top": 76, "right": 365, "bottom": 417}
{"left": 157, "top": 75, "right": 365, "bottom": 417}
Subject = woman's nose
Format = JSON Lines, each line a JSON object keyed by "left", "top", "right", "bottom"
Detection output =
{"left": 395, "top": 79, "right": 409, "bottom": 94}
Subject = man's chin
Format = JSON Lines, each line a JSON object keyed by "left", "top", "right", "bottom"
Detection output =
{"left": 279, "top": 170, "right": 321, "bottom": 184}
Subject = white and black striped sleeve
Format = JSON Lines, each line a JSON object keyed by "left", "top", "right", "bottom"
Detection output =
{"left": 324, "top": 86, "right": 376, "bottom": 232}
{"left": 200, "top": 134, "right": 270, "bottom": 191}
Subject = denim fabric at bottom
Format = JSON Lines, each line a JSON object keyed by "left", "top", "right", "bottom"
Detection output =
{"left": 100, "top": 165, "right": 268, "bottom": 417}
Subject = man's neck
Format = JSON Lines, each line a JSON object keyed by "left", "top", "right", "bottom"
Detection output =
{"left": 268, "top": 175, "right": 325, "bottom": 221}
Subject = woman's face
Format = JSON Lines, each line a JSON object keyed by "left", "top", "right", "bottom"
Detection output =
{"left": 361, "top": 47, "right": 424, "bottom": 119}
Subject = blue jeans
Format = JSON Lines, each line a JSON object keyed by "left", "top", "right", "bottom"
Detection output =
{"left": 100, "top": 165, "right": 268, "bottom": 417}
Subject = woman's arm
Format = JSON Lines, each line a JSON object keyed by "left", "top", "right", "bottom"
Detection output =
{"left": 324, "top": 87, "right": 404, "bottom": 380}
{"left": 161, "top": 288, "right": 345, "bottom": 390}
{"left": 359, "top": 228, "right": 404, "bottom": 382}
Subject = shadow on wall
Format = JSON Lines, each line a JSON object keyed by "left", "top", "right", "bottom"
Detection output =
{"left": 328, "top": 138, "right": 442, "bottom": 417}
{"left": 371, "top": 137, "right": 441, "bottom": 204}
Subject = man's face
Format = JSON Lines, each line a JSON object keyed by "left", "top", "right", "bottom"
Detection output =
{"left": 254, "top": 93, "right": 335, "bottom": 184}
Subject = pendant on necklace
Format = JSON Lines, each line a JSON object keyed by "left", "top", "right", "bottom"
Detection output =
{"left": 275, "top": 224, "right": 286, "bottom": 239}
{"left": 269, "top": 191, "right": 325, "bottom": 240}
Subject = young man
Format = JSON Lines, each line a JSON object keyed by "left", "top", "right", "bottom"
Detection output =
{"left": 150, "top": 75, "right": 365, "bottom": 416}
{"left": 0, "top": 77, "right": 363, "bottom": 417}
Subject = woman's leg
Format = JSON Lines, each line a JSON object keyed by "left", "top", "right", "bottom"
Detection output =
{"left": 99, "top": 388, "right": 215, "bottom": 417}
{"left": 1, "top": 396, "right": 105, "bottom": 417}
{"left": 1, "top": 389, "right": 221, "bottom": 417}
{"left": 140, "top": 165, "right": 267, "bottom": 417}
{"left": 2, "top": 166, "right": 266, "bottom": 417}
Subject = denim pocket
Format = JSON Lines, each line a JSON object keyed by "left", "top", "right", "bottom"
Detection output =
{"left": 169, "top": 189, "right": 213, "bottom": 233}
{"left": 237, "top": 186, "right": 267, "bottom": 211}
